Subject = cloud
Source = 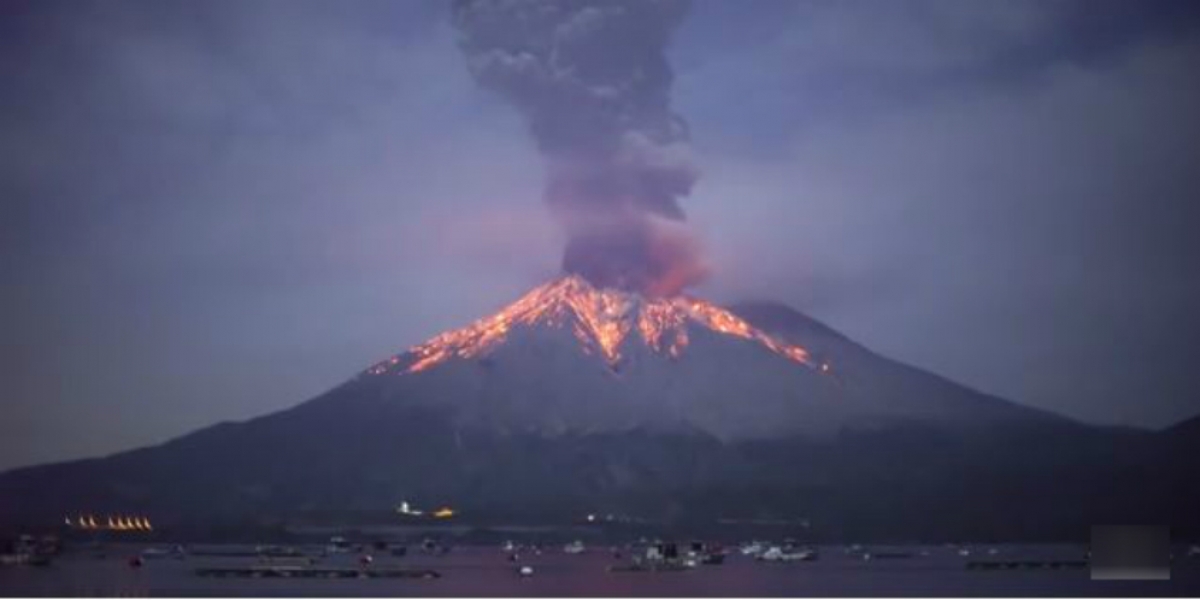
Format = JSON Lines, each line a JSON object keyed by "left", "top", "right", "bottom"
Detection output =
{"left": 684, "top": 20, "right": 1200, "bottom": 426}
{"left": 0, "top": 0, "right": 555, "bottom": 469}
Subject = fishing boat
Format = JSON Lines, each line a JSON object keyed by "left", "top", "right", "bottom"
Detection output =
{"left": 140, "top": 547, "right": 184, "bottom": 560}
{"left": 326, "top": 537, "right": 351, "bottom": 554}
{"left": 861, "top": 550, "right": 913, "bottom": 560}
{"left": 420, "top": 538, "right": 451, "bottom": 555}
{"left": 686, "top": 541, "right": 727, "bottom": 565}
{"left": 758, "top": 545, "right": 818, "bottom": 562}
{"left": 610, "top": 542, "right": 686, "bottom": 572}
{"left": 1, "top": 535, "right": 57, "bottom": 566}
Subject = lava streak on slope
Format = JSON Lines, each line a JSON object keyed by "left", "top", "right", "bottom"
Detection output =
{"left": 367, "top": 276, "right": 819, "bottom": 376}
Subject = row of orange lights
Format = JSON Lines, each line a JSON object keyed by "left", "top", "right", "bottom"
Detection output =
{"left": 66, "top": 515, "right": 153, "bottom": 531}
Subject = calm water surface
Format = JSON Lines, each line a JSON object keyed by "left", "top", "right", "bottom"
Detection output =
{"left": 2, "top": 544, "right": 1197, "bottom": 597}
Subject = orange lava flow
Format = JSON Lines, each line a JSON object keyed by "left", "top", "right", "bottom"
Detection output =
{"left": 366, "top": 276, "right": 817, "bottom": 375}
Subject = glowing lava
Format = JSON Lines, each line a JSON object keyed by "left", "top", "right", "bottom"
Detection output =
{"left": 367, "top": 276, "right": 819, "bottom": 376}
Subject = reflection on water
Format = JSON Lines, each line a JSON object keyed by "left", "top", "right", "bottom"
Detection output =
{"left": 2, "top": 544, "right": 1197, "bottom": 597}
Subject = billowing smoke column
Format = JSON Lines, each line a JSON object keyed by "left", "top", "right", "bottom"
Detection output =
{"left": 452, "top": 0, "right": 706, "bottom": 296}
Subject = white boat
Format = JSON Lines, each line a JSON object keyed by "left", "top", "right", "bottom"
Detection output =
{"left": 563, "top": 540, "right": 586, "bottom": 555}
{"left": 739, "top": 541, "right": 765, "bottom": 556}
{"left": 140, "top": 547, "right": 182, "bottom": 559}
{"left": 758, "top": 546, "right": 817, "bottom": 562}
{"left": 325, "top": 537, "right": 351, "bottom": 554}
{"left": 0, "top": 553, "right": 30, "bottom": 566}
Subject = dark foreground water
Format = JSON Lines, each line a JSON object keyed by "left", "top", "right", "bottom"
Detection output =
{"left": 2, "top": 544, "right": 1198, "bottom": 597}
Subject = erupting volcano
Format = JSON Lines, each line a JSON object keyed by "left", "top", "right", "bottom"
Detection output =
{"left": 6, "top": 264, "right": 1186, "bottom": 539}
{"left": 367, "top": 276, "right": 821, "bottom": 377}
{"left": 332, "top": 274, "right": 1054, "bottom": 443}
{"left": 0, "top": 270, "right": 1119, "bottom": 537}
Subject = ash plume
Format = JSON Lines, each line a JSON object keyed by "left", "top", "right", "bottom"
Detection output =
{"left": 451, "top": 0, "right": 705, "bottom": 296}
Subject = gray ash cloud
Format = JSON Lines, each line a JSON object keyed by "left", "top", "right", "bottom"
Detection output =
{"left": 452, "top": 0, "right": 705, "bottom": 295}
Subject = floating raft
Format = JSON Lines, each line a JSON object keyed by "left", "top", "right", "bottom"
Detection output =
{"left": 608, "top": 563, "right": 693, "bottom": 573}
{"left": 196, "top": 566, "right": 440, "bottom": 579}
{"left": 966, "top": 560, "right": 1088, "bottom": 571}
{"left": 865, "top": 552, "right": 914, "bottom": 560}
{"left": 190, "top": 549, "right": 307, "bottom": 558}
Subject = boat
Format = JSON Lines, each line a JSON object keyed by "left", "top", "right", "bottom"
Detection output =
{"left": 758, "top": 546, "right": 818, "bottom": 562}
{"left": 563, "top": 540, "right": 586, "bottom": 555}
{"left": 0, "top": 553, "right": 51, "bottom": 566}
{"left": 140, "top": 547, "right": 179, "bottom": 559}
{"left": 611, "top": 542, "right": 696, "bottom": 572}
{"left": 1, "top": 535, "right": 59, "bottom": 566}
{"left": 258, "top": 553, "right": 318, "bottom": 567}
{"left": 326, "top": 537, "right": 351, "bottom": 554}
{"left": 420, "top": 538, "right": 450, "bottom": 555}
{"left": 686, "top": 541, "right": 727, "bottom": 565}
{"left": 256, "top": 545, "right": 303, "bottom": 558}
{"left": 862, "top": 550, "right": 913, "bottom": 560}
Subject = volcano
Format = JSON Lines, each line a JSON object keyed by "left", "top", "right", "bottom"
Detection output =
{"left": 353, "top": 275, "right": 1050, "bottom": 440}
{"left": 1, "top": 278, "right": 1198, "bottom": 540}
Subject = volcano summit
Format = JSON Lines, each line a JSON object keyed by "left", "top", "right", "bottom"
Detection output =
{"left": 353, "top": 276, "right": 1046, "bottom": 441}
{"left": 374, "top": 276, "right": 816, "bottom": 375}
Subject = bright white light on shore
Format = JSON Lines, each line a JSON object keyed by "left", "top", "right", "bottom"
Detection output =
{"left": 397, "top": 500, "right": 423, "bottom": 516}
